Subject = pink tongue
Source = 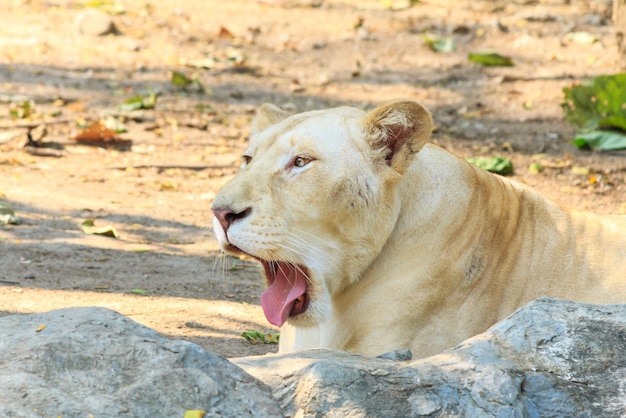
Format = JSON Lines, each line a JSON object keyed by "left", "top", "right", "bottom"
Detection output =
{"left": 260, "top": 263, "right": 307, "bottom": 327}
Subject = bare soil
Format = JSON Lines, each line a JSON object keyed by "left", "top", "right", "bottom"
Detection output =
{"left": 0, "top": 0, "right": 624, "bottom": 358}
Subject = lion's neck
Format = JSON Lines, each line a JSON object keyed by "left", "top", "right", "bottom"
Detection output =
{"left": 368, "top": 143, "right": 535, "bottom": 304}
{"left": 392, "top": 143, "right": 626, "bottom": 306}
{"left": 394, "top": 144, "right": 484, "bottom": 260}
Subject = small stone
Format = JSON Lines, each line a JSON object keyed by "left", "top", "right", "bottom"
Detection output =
{"left": 581, "top": 13, "right": 605, "bottom": 26}
{"left": 74, "top": 8, "right": 117, "bottom": 36}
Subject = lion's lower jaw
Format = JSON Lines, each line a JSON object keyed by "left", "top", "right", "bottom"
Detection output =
{"left": 278, "top": 319, "right": 326, "bottom": 353}
{"left": 286, "top": 313, "right": 321, "bottom": 328}
{"left": 287, "top": 300, "right": 330, "bottom": 328}
{"left": 278, "top": 300, "right": 331, "bottom": 352}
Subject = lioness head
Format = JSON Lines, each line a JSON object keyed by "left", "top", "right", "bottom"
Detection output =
{"left": 211, "top": 100, "right": 433, "bottom": 328}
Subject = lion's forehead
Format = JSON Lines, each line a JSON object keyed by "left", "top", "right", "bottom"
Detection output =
{"left": 249, "top": 108, "right": 367, "bottom": 157}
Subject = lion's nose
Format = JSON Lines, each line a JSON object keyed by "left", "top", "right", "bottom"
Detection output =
{"left": 212, "top": 207, "right": 251, "bottom": 234}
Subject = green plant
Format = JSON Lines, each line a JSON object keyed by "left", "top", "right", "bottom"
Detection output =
{"left": 561, "top": 73, "right": 626, "bottom": 150}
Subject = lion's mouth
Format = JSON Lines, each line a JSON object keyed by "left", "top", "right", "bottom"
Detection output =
{"left": 222, "top": 243, "right": 310, "bottom": 327}
{"left": 259, "top": 260, "right": 310, "bottom": 327}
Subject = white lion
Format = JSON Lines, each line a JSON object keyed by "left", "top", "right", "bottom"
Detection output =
{"left": 212, "top": 100, "right": 626, "bottom": 357}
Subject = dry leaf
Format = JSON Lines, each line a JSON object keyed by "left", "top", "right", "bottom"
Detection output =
{"left": 75, "top": 121, "right": 118, "bottom": 142}
{"left": 66, "top": 101, "right": 86, "bottom": 112}
{"left": 74, "top": 121, "right": 132, "bottom": 148}
{"left": 159, "top": 181, "right": 177, "bottom": 191}
{"left": 217, "top": 26, "right": 234, "bottom": 38}
{"left": 81, "top": 219, "right": 119, "bottom": 238}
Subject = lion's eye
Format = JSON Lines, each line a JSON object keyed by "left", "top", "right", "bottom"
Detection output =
{"left": 293, "top": 155, "right": 312, "bottom": 168}
{"left": 241, "top": 155, "right": 252, "bottom": 168}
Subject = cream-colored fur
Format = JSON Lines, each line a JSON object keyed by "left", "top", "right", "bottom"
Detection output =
{"left": 211, "top": 100, "right": 626, "bottom": 358}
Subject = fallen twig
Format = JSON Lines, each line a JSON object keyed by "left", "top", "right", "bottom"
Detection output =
{"left": 0, "top": 117, "right": 75, "bottom": 130}
{"left": 0, "top": 280, "right": 21, "bottom": 286}
{"left": 108, "top": 164, "right": 238, "bottom": 172}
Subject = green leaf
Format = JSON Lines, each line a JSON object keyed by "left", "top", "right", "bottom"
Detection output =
{"left": 561, "top": 73, "right": 626, "bottom": 133}
{"left": 183, "top": 411, "right": 206, "bottom": 418}
{"left": 423, "top": 34, "right": 455, "bottom": 53}
{"left": 171, "top": 71, "right": 193, "bottom": 88}
{"left": 467, "top": 156, "right": 514, "bottom": 175}
{"left": 0, "top": 202, "right": 18, "bottom": 225}
{"left": 572, "top": 130, "right": 626, "bottom": 151}
{"left": 141, "top": 91, "right": 158, "bottom": 109}
{"left": 241, "top": 330, "right": 280, "bottom": 344}
{"left": 468, "top": 52, "right": 514, "bottom": 67}
{"left": 241, "top": 330, "right": 264, "bottom": 344}
{"left": 119, "top": 96, "right": 144, "bottom": 111}
{"left": 81, "top": 0, "right": 126, "bottom": 14}
{"left": 81, "top": 219, "right": 119, "bottom": 238}
{"left": 130, "top": 288, "right": 147, "bottom": 295}
{"left": 229, "top": 258, "right": 243, "bottom": 271}
{"left": 528, "top": 162, "right": 544, "bottom": 174}
{"left": 9, "top": 100, "right": 35, "bottom": 119}
{"left": 119, "top": 92, "right": 158, "bottom": 111}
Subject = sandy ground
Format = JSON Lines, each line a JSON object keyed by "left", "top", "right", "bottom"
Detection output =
{"left": 0, "top": 0, "right": 624, "bottom": 358}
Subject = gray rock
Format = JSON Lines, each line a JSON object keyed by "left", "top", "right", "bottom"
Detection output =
{"left": 74, "top": 8, "right": 117, "bottom": 36}
{"left": 0, "top": 307, "right": 282, "bottom": 417}
{"left": 235, "top": 298, "right": 626, "bottom": 417}
{"left": 2, "top": 299, "right": 625, "bottom": 417}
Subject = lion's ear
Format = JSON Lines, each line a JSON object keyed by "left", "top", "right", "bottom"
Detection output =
{"left": 251, "top": 103, "right": 291, "bottom": 134}
{"left": 364, "top": 100, "right": 433, "bottom": 173}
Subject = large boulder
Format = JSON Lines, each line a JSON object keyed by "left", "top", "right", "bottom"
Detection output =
{"left": 0, "top": 307, "right": 282, "bottom": 417}
{"left": 1, "top": 298, "right": 625, "bottom": 417}
{"left": 235, "top": 297, "right": 626, "bottom": 417}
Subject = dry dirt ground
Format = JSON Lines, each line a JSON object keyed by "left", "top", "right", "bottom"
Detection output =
{"left": 0, "top": 0, "right": 624, "bottom": 358}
